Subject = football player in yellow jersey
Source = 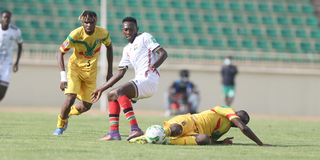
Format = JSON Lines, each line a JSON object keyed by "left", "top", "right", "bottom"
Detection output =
{"left": 53, "top": 10, "right": 113, "bottom": 135}
{"left": 130, "top": 105, "right": 264, "bottom": 146}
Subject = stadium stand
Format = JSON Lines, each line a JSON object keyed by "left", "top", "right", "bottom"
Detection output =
{"left": 1, "top": 0, "right": 320, "bottom": 64}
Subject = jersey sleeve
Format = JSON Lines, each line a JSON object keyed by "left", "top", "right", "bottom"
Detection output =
{"left": 15, "top": 28, "right": 23, "bottom": 44}
{"left": 118, "top": 48, "right": 131, "bottom": 68}
{"left": 212, "top": 106, "right": 239, "bottom": 120}
{"left": 101, "top": 29, "right": 112, "bottom": 46}
{"left": 59, "top": 31, "right": 75, "bottom": 53}
{"left": 143, "top": 33, "right": 160, "bottom": 52}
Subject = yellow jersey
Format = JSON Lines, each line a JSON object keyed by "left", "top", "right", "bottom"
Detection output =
{"left": 192, "top": 105, "right": 239, "bottom": 140}
{"left": 59, "top": 26, "right": 111, "bottom": 73}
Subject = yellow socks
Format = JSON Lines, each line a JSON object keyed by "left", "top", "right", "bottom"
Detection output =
{"left": 68, "top": 105, "right": 80, "bottom": 116}
{"left": 56, "top": 115, "right": 68, "bottom": 128}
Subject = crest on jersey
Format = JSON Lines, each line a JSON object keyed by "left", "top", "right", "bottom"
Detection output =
{"left": 151, "top": 37, "right": 157, "bottom": 43}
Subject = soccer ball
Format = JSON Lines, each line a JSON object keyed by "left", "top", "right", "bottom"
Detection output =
{"left": 145, "top": 125, "right": 166, "bottom": 144}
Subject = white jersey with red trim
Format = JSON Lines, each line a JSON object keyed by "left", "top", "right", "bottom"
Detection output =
{"left": 119, "top": 32, "right": 160, "bottom": 79}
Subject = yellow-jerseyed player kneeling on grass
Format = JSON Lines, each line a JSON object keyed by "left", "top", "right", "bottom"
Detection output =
{"left": 130, "top": 105, "right": 265, "bottom": 146}
{"left": 53, "top": 10, "right": 114, "bottom": 135}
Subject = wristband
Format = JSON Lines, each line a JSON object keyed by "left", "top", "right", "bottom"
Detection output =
{"left": 60, "top": 71, "right": 67, "bottom": 82}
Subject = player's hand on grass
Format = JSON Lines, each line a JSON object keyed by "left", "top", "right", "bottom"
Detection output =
{"left": 91, "top": 89, "right": 102, "bottom": 103}
{"left": 60, "top": 82, "right": 67, "bottom": 91}
{"left": 222, "top": 137, "right": 233, "bottom": 145}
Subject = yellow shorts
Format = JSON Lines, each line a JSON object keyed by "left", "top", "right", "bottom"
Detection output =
{"left": 64, "top": 69, "right": 97, "bottom": 103}
{"left": 163, "top": 114, "right": 199, "bottom": 137}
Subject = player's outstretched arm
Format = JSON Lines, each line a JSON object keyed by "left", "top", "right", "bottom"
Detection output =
{"left": 231, "top": 118, "right": 264, "bottom": 146}
{"left": 91, "top": 68, "right": 127, "bottom": 103}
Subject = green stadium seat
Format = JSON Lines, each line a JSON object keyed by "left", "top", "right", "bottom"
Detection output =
{"left": 156, "top": 0, "right": 169, "bottom": 8}
{"left": 171, "top": 1, "right": 183, "bottom": 8}
{"left": 130, "top": 12, "right": 142, "bottom": 20}
{"left": 247, "top": 15, "right": 259, "bottom": 24}
{"left": 227, "top": 39, "right": 238, "bottom": 49}
{"left": 174, "top": 13, "right": 185, "bottom": 21}
{"left": 314, "top": 42, "right": 320, "bottom": 52}
{"left": 258, "top": 3, "right": 270, "bottom": 12}
{"left": 22, "top": 32, "right": 33, "bottom": 41}
{"left": 115, "top": 11, "right": 125, "bottom": 19}
{"left": 207, "top": 26, "right": 219, "bottom": 35}
{"left": 215, "top": 1, "right": 226, "bottom": 11}
{"left": 287, "top": 4, "right": 299, "bottom": 13}
{"left": 127, "top": 0, "right": 138, "bottom": 7}
{"left": 251, "top": 28, "right": 263, "bottom": 37}
{"left": 49, "top": 32, "right": 62, "bottom": 43}
{"left": 198, "top": 38, "right": 209, "bottom": 47}
{"left": 203, "top": 14, "right": 216, "bottom": 23}
{"left": 232, "top": 15, "right": 244, "bottom": 24}
{"left": 148, "top": 24, "right": 160, "bottom": 33}
{"left": 142, "top": 0, "right": 153, "bottom": 7}
{"left": 222, "top": 27, "right": 233, "bottom": 36}
{"left": 183, "top": 37, "right": 194, "bottom": 46}
{"left": 68, "top": 0, "right": 80, "bottom": 5}
{"left": 186, "top": 0, "right": 197, "bottom": 9}
{"left": 262, "top": 16, "right": 274, "bottom": 25}
{"left": 256, "top": 40, "right": 269, "bottom": 50}
{"left": 310, "top": 29, "right": 320, "bottom": 39}
{"left": 271, "top": 41, "right": 285, "bottom": 52}
{"left": 212, "top": 38, "right": 225, "bottom": 48}
{"left": 301, "top": 5, "right": 314, "bottom": 14}
{"left": 229, "top": 2, "right": 241, "bottom": 11}
{"left": 243, "top": 3, "right": 255, "bottom": 12}
{"left": 34, "top": 32, "right": 48, "bottom": 42}
{"left": 12, "top": 6, "right": 26, "bottom": 15}
{"left": 236, "top": 28, "right": 249, "bottom": 36}
{"left": 189, "top": 13, "right": 201, "bottom": 22}
{"left": 306, "top": 17, "right": 318, "bottom": 26}
{"left": 285, "top": 41, "right": 298, "bottom": 53}
{"left": 168, "top": 37, "right": 180, "bottom": 46}
{"left": 300, "top": 42, "right": 312, "bottom": 53}
{"left": 145, "top": 12, "right": 157, "bottom": 21}
{"left": 57, "top": 9, "right": 71, "bottom": 17}
{"left": 199, "top": 1, "right": 212, "bottom": 10}
{"left": 291, "top": 17, "right": 303, "bottom": 26}
{"left": 177, "top": 25, "right": 190, "bottom": 34}
{"left": 160, "top": 13, "right": 171, "bottom": 21}
{"left": 272, "top": 4, "right": 286, "bottom": 13}
{"left": 266, "top": 28, "right": 277, "bottom": 37}
{"left": 163, "top": 25, "right": 174, "bottom": 33}
{"left": 218, "top": 15, "right": 229, "bottom": 23}
{"left": 44, "top": 20, "right": 55, "bottom": 29}
{"left": 192, "top": 26, "right": 203, "bottom": 34}
{"left": 15, "top": 20, "right": 29, "bottom": 28}
{"left": 59, "top": 21, "right": 73, "bottom": 30}
{"left": 42, "top": 8, "right": 53, "bottom": 16}
{"left": 277, "top": 16, "right": 289, "bottom": 25}
{"left": 295, "top": 29, "right": 307, "bottom": 38}
{"left": 241, "top": 39, "right": 254, "bottom": 49}
{"left": 281, "top": 29, "right": 294, "bottom": 38}
{"left": 30, "top": 20, "right": 41, "bottom": 28}
{"left": 107, "top": 24, "right": 115, "bottom": 32}
{"left": 155, "top": 36, "right": 164, "bottom": 45}
{"left": 112, "top": 0, "right": 125, "bottom": 7}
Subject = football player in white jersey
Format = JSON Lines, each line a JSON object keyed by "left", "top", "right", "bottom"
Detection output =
{"left": 0, "top": 10, "right": 23, "bottom": 102}
{"left": 91, "top": 17, "right": 168, "bottom": 141}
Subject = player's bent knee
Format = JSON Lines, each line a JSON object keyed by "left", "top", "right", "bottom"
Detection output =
{"left": 107, "top": 90, "right": 118, "bottom": 101}
{"left": 170, "top": 124, "right": 183, "bottom": 136}
{"left": 195, "top": 134, "right": 211, "bottom": 145}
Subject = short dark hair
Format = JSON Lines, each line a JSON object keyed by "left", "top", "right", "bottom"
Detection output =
{"left": 79, "top": 10, "right": 97, "bottom": 22}
{"left": 1, "top": 10, "right": 12, "bottom": 15}
{"left": 180, "top": 69, "right": 189, "bottom": 78}
{"left": 236, "top": 110, "right": 250, "bottom": 124}
{"left": 122, "top": 16, "right": 137, "bottom": 26}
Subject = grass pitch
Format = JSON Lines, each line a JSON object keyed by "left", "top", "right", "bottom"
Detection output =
{"left": 0, "top": 109, "right": 319, "bottom": 160}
